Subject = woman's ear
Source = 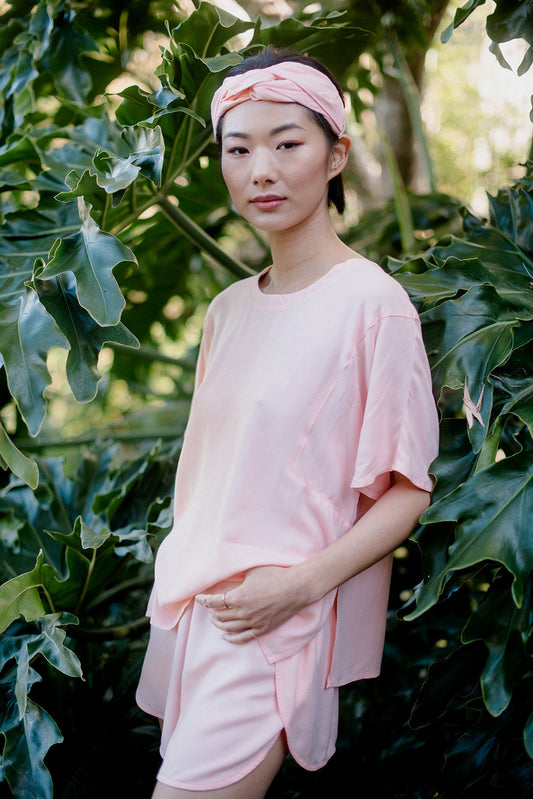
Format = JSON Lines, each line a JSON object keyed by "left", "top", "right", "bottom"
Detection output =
{"left": 328, "top": 134, "right": 350, "bottom": 178}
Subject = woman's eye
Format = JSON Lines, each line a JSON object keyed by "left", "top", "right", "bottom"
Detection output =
{"left": 227, "top": 146, "right": 248, "bottom": 155}
{"left": 278, "top": 141, "right": 300, "bottom": 150}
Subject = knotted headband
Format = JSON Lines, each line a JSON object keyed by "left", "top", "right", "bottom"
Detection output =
{"left": 211, "top": 61, "right": 345, "bottom": 141}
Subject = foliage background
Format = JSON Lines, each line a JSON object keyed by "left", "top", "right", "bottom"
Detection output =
{"left": 0, "top": 1, "right": 532, "bottom": 797}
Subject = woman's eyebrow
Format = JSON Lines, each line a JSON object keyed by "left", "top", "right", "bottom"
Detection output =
{"left": 270, "top": 123, "right": 305, "bottom": 135}
{"left": 223, "top": 123, "right": 305, "bottom": 140}
{"left": 223, "top": 131, "right": 249, "bottom": 140}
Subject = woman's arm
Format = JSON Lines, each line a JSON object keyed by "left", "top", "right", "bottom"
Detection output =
{"left": 294, "top": 473, "right": 430, "bottom": 603}
{"left": 197, "top": 473, "right": 431, "bottom": 643}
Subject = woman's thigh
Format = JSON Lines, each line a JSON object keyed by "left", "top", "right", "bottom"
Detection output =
{"left": 150, "top": 731, "right": 288, "bottom": 799}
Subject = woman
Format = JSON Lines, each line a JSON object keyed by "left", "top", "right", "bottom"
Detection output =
{"left": 136, "top": 48, "right": 439, "bottom": 799}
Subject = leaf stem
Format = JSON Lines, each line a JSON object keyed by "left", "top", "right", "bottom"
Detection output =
{"left": 41, "top": 582, "right": 56, "bottom": 614}
{"left": 75, "top": 547, "right": 97, "bottom": 613}
{"left": 14, "top": 428, "right": 186, "bottom": 449}
{"left": 107, "top": 341, "right": 197, "bottom": 367}
{"left": 162, "top": 130, "right": 214, "bottom": 194}
{"left": 85, "top": 576, "right": 154, "bottom": 611}
{"left": 475, "top": 417, "right": 504, "bottom": 474}
{"left": 68, "top": 617, "right": 150, "bottom": 640}
{"left": 100, "top": 192, "right": 111, "bottom": 231}
{"left": 158, "top": 196, "right": 254, "bottom": 278}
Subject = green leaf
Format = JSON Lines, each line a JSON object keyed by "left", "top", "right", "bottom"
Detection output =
{"left": 58, "top": 125, "right": 165, "bottom": 200}
{"left": 31, "top": 270, "right": 139, "bottom": 403}
{"left": 411, "top": 251, "right": 533, "bottom": 318}
{"left": 0, "top": 612, "right": 82, "bottom": 799}
{"left": 431, "top": 211, "right": 533, "bottom": 302}
{"left": 440, "top": 0, "right": 487, "bottom": 44}
{"left": 0, "top": 420, "right": 39, "bottom": 489}
{"left": 0, "top": 688, "right": 61, "bottom": 799}
{"left": 0, "top": 551, "right": 48, "bottom": 634}
{"left": 424, "top": 418, "right": 477, "bottom": 502}
{"left": 44, "top": 522, "right": 119, "bottom": 612}
{"left": 411, "top": 437, "right": 533, "bottom": 614}
{"left": 0, "top": 613, "right": 82, "bottom": 690}
{"left": 120, "top": 125, "right": 164, "bottom": 185}
{"left": 0, "top": 483, "right": 63, "bottom": 584}
{"left": 395, "top": 256, "right": 502, "bottom": 311}
{"left": 39, "top": 8, "right": 98, "bottom": 103}
{"left": 421, "top": 284, "right": 525, "bottom": 398}
{"left": 0, "top": 135, "right": 41, "bottom": 171}
{"left": 37, "top": 199, "right": 137, "bottom": 326}
{"left": 170, "top": 1, "right": 254, "bottom": 59}
{"left": 0, "top": 286, "right": 68, "bottom": 436}
{"left": 0, "top": 4, "right": 52, "bottom": 133}
{"left": 78, "top": 518, "right": 112, "bottom": 550}
{"left": 498, "top": 376, "right": 533, "bottom": 436}
{"left": 488, "top": 184, "right": 533, "bottom": 256}
{"left": 113, "top": 84, "right": 204, "bottom": 127}
{"left": 248, "top": 12, "right": 369, "bottom": 77}
{"left": 91, "top": 439, "right": 178, "bottom": 562}
{"left": 461, "top": 578, "right": 529, "bottom": 716}
{"left": 486, "top": 0, "right": 533, "bottom": 76}
{"left": 54, "top": 169, "right": 112, "bottom": 213}
{"left": 410, "top": 642, "right": 482, "bottom": 727}
{"left": 0, "top": 196, "right": 81, "bottom": 240}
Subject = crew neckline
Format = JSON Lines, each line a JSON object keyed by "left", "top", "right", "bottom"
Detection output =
{"left": 250, "top": 258, "right": 366, "bottom": 306}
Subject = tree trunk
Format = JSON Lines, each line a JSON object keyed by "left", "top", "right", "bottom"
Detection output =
{"left": 374, "top": 0, "right": 450, "bottom": 196}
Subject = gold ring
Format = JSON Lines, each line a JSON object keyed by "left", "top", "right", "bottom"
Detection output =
{"left": 250, "top": 628, "right": 258, "bottom": 639}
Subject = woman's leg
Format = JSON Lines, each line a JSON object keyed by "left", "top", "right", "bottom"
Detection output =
{"left": 151, "top": 731, "right": 287, "bottom": 799}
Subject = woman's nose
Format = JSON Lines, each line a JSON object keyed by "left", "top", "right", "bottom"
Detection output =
{"left": 251, "top": 149, "right": 277, "bottom": 185}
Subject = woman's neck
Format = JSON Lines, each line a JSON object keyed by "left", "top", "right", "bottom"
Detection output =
{"left": 264, "top": 209, "right": 355, "bottom": 295}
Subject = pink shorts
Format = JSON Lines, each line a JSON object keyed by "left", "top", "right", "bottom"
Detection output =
{"left": 136, "top": 596, "right": 283, "bottom": 790}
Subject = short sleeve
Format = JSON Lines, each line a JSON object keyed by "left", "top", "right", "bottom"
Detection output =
{"left": 351, "top": 314, "right": 439, "bottom": 500}
{"left": 194, "top": 306, "right": 214, "bottom": 389}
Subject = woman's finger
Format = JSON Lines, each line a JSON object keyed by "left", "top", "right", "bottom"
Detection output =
{"left": 221, "top": 627, "right": 260, "bottom": 645}
{"left": 209, "top": 615, "right": 248, "bottom": 633}
{"left": 195, "top": 592, "right": 232, "bottom": 609}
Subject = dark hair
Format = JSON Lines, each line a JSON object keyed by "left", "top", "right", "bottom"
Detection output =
{"left": 217, "top": 47, "right": 346, "bottom": 215}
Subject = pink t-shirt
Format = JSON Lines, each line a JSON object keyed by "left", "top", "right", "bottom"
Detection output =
{"left": 149, "top": 257, "right": 439, "bottom": 687}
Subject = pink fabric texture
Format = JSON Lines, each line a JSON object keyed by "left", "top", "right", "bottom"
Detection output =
{"left": 136, "top": 598, "right": 284, "bottom": 790}
{"left": 140, "top": 257, "right": 440, "bottom": 775}
{"left": 210, "top": 62, "right": 346, "bottom": 139}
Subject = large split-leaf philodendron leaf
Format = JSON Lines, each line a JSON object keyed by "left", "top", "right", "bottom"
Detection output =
{"left": 37, "top": 199, "right": 137, "bottom": 326}
{"left": 31, "top": 271, "right": 139, "bottom": 403}
{"left": 421, "top": 284, "right": 528, "bottom": 399}
{"left": 461, "top": 578, "right": 530, "bottom": 716}
{"left": 170, "top": 2, "right": 254, "bottom": 61}
{"left": 409, "top": 438, "right": 533, "bottom": 614}
{"left": 0, "top": 613, "right": 82, "bottom": 799}
{"left": 0, "top": 289, "right": 68, "bottom": 436}
{"left": 0, "top": 421, "right": 39, "bottom": 489}
{"left": 0, "top": 551, "right": 52, "bottom": 634}
{"left": 55, "top": 124, "right": 165, "bottom": 202}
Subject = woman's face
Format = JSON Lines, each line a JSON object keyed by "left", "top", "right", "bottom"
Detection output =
{"left": 220, "top": 100, "right": 343, "bottom": 233}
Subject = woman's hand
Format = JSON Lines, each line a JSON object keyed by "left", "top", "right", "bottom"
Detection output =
{"left": 195, "top": 565, "right": 309, "bottom": 644}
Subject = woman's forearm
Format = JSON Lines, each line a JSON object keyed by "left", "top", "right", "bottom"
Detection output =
{"left": 292, "top": 474, "right": 431, "bottom": 606}
{"left": 198, "top": 475, "right": 431, "bottom": 642}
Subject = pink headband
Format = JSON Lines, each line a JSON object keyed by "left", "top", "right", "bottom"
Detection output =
{"left": 211, "top": 62, "right": 345, "bottom": 141}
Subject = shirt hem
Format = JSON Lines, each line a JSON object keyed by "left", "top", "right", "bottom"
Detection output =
{"left": 326, "top": 668, "right": 381, "bottom": 689}
{"left": 155, "top": 730, "right": 282, "bottom": 791}
{"left": 135, "top": 694, "right": 163, "bottom": 721}
{"left": 351, "top": 464, "right": 434, "bottom": 499}
{"left": 274, "top": 662, "right": 337, "bottom": 773}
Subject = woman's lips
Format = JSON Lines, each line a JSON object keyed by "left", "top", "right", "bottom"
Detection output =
{"left": 251, "top": 195, "right": 286, "bottom": 210}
